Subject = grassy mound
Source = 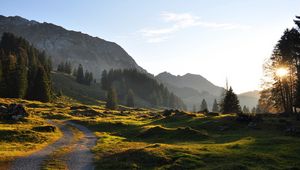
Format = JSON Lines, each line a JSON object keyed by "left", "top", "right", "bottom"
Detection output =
{"left": 138, "top": 125, "right": 208, "bottom": 142}
{"left": 97, "top": 147, "right": 171, "bottom": 169}
{"left": 0, "top": 129, "right": 47, "bottom": 143}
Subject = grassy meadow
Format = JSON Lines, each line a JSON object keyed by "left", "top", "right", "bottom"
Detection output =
{"left": 0, "top": 97, "right": 300, "bottom": 169}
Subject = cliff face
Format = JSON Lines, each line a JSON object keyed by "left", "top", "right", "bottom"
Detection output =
{"left": 0, "top": 15, "right": 144, "bottom": 78}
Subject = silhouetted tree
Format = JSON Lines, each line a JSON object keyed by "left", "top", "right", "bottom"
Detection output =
{"left": 101, "top": 70, "right": 109, "bottom": 90}
{"left": 76, "top": 64, "right": 84, "bottom": 84}
{"left": 221, "top": 87, "right": 241, "bottom": 114}
{"left": 200, "top": 99, "right": 208, "bottom": 112}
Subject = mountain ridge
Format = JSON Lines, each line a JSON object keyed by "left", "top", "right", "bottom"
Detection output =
{"left": 156, "top": 71, "right": 260, "bottom": 110}
{"left": 0, "top": 15, "right": 145, "bottom": 78}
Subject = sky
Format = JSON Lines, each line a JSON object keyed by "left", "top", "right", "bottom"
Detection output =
{"left": 1, "top": 0, "right": 300, "bottom": 93}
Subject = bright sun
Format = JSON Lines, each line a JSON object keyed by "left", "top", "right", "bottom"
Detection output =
{"left": 276, "top": 68, "right": 289, "bottom": 77}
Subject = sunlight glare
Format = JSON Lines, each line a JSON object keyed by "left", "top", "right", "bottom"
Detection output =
{"left": 276, "top": 68, "right": 288, "bottom": 78}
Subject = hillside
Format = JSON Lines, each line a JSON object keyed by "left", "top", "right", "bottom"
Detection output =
{"left": 0, "top": 15, "right": 144, "bottom": 78}
{"left": 156, "top": 72, "right": 260, "bottom": 110}
{"left": 51, "top": 72, "right": 152, "bottom": 107}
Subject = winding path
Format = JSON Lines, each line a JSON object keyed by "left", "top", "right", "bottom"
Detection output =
{"left": 10, "top": 121, "right": 96, "bottom": 170}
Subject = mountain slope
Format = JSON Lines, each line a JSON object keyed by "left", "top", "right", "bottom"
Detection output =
{"left": 156, "top": 72, "right": 224, "bottom": 97}
{"left": 156, "top": 72, "right": 259, "bottom": 111}
{"left": 0, "top": 15, "right": 144, "bottom": 78}
{"left": 156, "top": 72, "right": 224, "bottom": 110}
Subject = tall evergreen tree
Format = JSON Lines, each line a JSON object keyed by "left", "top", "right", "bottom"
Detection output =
{"left": 15, "top": 52, "right": 27, "bottom": 98}
{"left": 106, "top": 87, "right": 118, "bottom": 109}
{"left": 76, "top": 64, "right": 84, "bottom": 84}
{"left": 200, "top": 99, "right": 208, "bottom": 112}
{"left": 126, "top": 89, "right": 134, "bottom": 107}
{"left": 32, "top": 66, "right": 51, "bottom": 102}
{"left": 212, "top": 99, "right": 219, "bottom": 112}
{"left": 101, "top": 70, "right": 108, "bottom": 90}
{"left": 221, "top": 87, "right": 241, "bottom": 114}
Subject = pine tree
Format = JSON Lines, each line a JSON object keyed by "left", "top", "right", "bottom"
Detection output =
{"left": 295, "top": 72, "right": 300, "bottom": 109}
{"left": 16, "top": 53, "right": 27, "bottom": 98}
{"left": 106, "top": 87, "right": 118, "bottom": 109}
{"left": 212, "top": 99, "right": 219, "bottom": 112}
{"left": 32, "top": 66, "right": 51, "bottom": 102}
{"left": 126, "top": 89, "right": 134, "bottom": 107}
{"left": 221, "top": 86, "right": 241, "bottom": 114}
{"left": 101, "top": 70, "right": 108, "bottom": 90}
{"left": 76, "top": 64, "right": 84, "bottom": 84}
{"left": 201, "top": 99, "right": 208, "bottom": 112}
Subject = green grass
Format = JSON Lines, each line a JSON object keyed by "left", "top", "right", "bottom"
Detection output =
{"left": 74, "top": 109, "right": 300, "bottom": 169}
{"left": 0, "top": 98, "right": 63, "bottom": 167}
{"left": 1, "top": 97, "right": 300, "bottom": 169}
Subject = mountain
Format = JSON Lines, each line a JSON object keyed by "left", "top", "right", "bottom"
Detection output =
{"left": 156, "top": 72, "right": 259, "bottom": 111}
{"left": 238, "top": 90, "right": 260, "bottom": 109}
{"left": 0, "top": 15, "right": 144, "bottom": 78}
{"left": 156, "top": 72, "right": 224, "bottom": 110}
{"left": 156, "top": 72, "right": 224, "bottom": 96}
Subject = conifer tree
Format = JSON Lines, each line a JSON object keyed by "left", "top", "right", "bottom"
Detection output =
{"left": 200, "top": 99, "right": 208, "bottom": 112}
{"left": 32, "top": 66, "right": 51, "bottom": 102}
{"left": 76, "top": 64, "right": 84, "bottom": 84}
{"left": 16, "top": 54, "right": 27, "bottom": 98}
{"left": 221, "top": 87, "right": 241, "bottom": 114}
{"left": 106, "top": 87, "right": 118, "bottom": 109}
{"left": 101, "top": 70, "right": 108, "bottom": 90}
{"left": 212, "top": 99, "right": 219, "bottom": 112}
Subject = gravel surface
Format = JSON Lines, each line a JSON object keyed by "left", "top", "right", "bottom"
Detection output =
{"left": 65, "top": 121, "right": 97, "bottom": 170}
{"left": 10, "top": 120, "right": 96, "bottom": 170}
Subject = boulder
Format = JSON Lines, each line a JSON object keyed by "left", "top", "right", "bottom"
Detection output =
{"left": 0, "top": 104, "right": 28, "bottom": 121}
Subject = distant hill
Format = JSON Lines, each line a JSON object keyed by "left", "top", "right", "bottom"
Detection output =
{"left": 52, "top": 72, "right": 152, "bottom": 107}
{"left": 156, "top": 72, "right": 224, "bottom": 96}
{"left": 238, "top": 90, "right": 260, "bottom": 109}
{"left": 0, "top": 15, "right": 145, "bottom": 78}
{"left": 156, "top": 72, "right": 259, "bottom": 110}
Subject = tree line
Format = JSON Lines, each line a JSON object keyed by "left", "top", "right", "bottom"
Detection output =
{"left": 56, "top": 61, "right": 94, "bottom": 86}
{"left": 0, "top": 32, "right": 52, "bottom": 102}
{"left": 101, "top": 69, "right": 187, "bottom": 110}
{"left": 194, "top": 86, "right": 259, "bottom": 115}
